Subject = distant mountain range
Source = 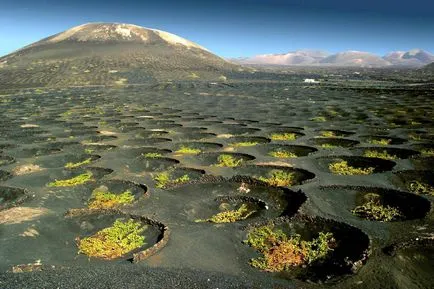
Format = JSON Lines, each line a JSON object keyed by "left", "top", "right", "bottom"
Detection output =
{"left": 231, "top": 49, "right": 434, "bottom": 67}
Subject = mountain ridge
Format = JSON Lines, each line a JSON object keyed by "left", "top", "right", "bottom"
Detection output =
{"left": 231, "top": 49, "right": 434, "bottom": 67}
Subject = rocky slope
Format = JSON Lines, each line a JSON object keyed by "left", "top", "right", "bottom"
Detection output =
{"left": 0, "top": 23, "right": 238, "bottom": 87}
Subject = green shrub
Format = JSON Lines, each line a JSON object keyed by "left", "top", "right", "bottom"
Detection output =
{"left": 88, "top": 189, "right": 134, "bottom": 209}
{"left": 175, "top": 146, "right": 201, "bottom": 154}
{"left": 351, "top": 193, "right": 402, "bottom": 222}
{"left": 421, "top": 149, "right": 434, "bottom": 156}
{"left": 77, "top": 219, "right": 146, "bottom": 259}
{"left": 329, "top": 161, "right": 374, "bottom": 175}
{"left": 142, "top": 152, "right": 162, "bottom": 158}
{"left": 409, "top": 181, "right": 434, "bottom": 196}
{"left": 270, "top": 133, "right": 297, "bottom": 141}
{"left": 321, "top": 143, "right": 336, "bottom": 149}
{"left": 231, "top": 141, "right": 258, "bottom": 147}
{"left": 269, "top": 150, "right": 297, "bottom": 158}
{"left": 47, "top": 171, "right": 93, "bottom": 187}
{"left": 321, "top": 131, "right": 337, "bottom": 138}
{"left": 153, "top": 171, "right": 190, "bottom": 189}
{"left": 65, "top": 157, "right": 92, "bottom": 169}
{"left": 257, "top": 170, "right": 296, "bottom": 187}
{"left": 196, "top": 203, "right": 256, "bottom": 223}
{"left": 363, "top": 150, "right": 396, "bottom": 160}
{"left": 310, "top": 116, "right": 326, "bottom": 122}
{"left": 245, "top": 225, "right": 335, "bottom": 272}
{"left": 215, "top": 154, "right": 243, "bottom": 167}
{"left": 369, "top": 138, "right": 391, "bottom": 146}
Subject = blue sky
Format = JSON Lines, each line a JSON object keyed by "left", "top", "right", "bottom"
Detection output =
{"left": 1, "top": 0, "right": 433, "bottom": 57}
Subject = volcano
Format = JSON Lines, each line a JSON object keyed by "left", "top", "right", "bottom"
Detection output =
{"left": 0, "top": 23, "right": 237, "bottom": 87}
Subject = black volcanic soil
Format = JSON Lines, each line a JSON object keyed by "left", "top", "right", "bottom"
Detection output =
{"left": 0, "top": 80, "right": 433, "bottom": 289}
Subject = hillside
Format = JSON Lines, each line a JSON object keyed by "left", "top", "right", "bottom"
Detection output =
{"left": 0, "top": 23, "right": 238, "bottom": 88}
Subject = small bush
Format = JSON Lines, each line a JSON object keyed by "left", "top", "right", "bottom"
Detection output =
{"left": 409, "top": 181, "right": 434, "bottom": 196}
{"left": 270, "top": 133, "right": 297, "bottom": 141}
{"left": 420, "top": 149, "right": 434, "bottom": 157}
{"left": 369, "top": 139, "right": 391, "bottom": 146}
{"left": 408, "top": 134, "right": 422, "bottom": 141}
{"left": 363, "top": 150, "right": 396, "bottom": 160}
{"left": 48, "top": 171, "right": 93, "bottom": 187}
{"left": 269, "top": 150, "right": 297, "bottom": 158}
{"left": 321, "top": 131, "right": 336, "bottom": 138}
{"left": 65, "top": 158, "right": 93, "bottom": 169}
{"left": 175, "top": 146, "right": 201, "bottom": 154}
{"left": 231, "top": 141, "right": 258, "bottom": 147}
{"left": 143, "top": 153, "right": 162, "bottom": 158}
{"left": 257, "top": 170, "right": 296, "bottom": 187}
{"left": 321, "top": 143, "right": 336, "bottom": 149}
{"left": 88, "top": 188, "right": 134, "bottom": 209}
{"left": 329, "top": 161, "right": 374, "bottom": 175}
{"left": 310, "top": 116, "right": 326, "bottom": 122}
{"left": 245, "top": 225, "right": 335, "bottom": 272}
{"left": 215, "top": 154, "right": 243, "bottom": 167}
{"left": 153, "top": 171, "right": 190, "bottom": 189}
{"left": 351, "top": 193, "right": 402, "bottom": 221}
{"left": 77, "top": 219, "right": 146, "bottom": 259}
{"left": 196, "top": 203, "right": 256, "bottom": 223}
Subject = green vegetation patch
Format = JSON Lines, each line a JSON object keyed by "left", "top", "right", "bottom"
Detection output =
{"left": 47, "top": 171, "right": 93, "bottom": 187}
{"left": 88, "top": 188, "right": 135, "bottom": 209}
{"left": 65, "top": 157, "right": 93, "bottom": 169}
{"left": 77, "top": 219, "right": 146, "bottom": 260}
{"left": 363, "top": 150, "right": 396, "bottom": 160}
{"left": 231, "top": 141, "right": 259, "bottom": 147}
{"left": 215, "top": 154, "right": 243, "bottom": 167}
{"left": 329, "top": 161, "right": 374, "bottom": 175}
{"left": 409, "top": 181, "right": 434, "bottom": 196}
{"left": 257, "top": 170, "right": 296, "bottom": 187}
{"left": 351, "top": 193, "right": 402, "bottom": 222}
{"left": 369, "top": 138, "right": 391, "bottom": 146}
{"left": 420, "top": 149, "right": 434, "bottom": 157}
{"left": 142, "top": 153, "right": 162, "bottom": 158}
{"left": 269, "top": 150, "right": 298, "bottom": 158}
{"left": 195, "top": 203, "right": 256, "bottom": 223}
{"left": 245, "top": 225, "right": 335, "bottom": 272}
{"left": 270, "top": 133, "right": 297, "bottom": 141}
{"left": 175, "top": 146, "right": 201, "bottom": 154}
{"left": 153, "top": 171, "right": 190, "bottom": 189}
{"left": 321, "top": 131, "right": 337, "bottom": 138}
{"left": 310, "top": 116, "right": 327, "bottom": 122}
{"left": 408, "top": 134, "right": 422, "bottom": 141}
{"left": 321, "top": 143, "right": 337, "bottom": 149}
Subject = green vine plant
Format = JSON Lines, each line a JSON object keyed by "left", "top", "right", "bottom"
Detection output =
{"left": 408, "top": 181, "right": 434, "bottom": 196}
{"left": 215, "top": 154, "right": 243, "bottom": 167}
{"left": 269, "top": 150, "right": 298, "bottom": 158}
{"left": 231, "top": 141, "right": 259, "bottom": 147}
{"left": 153, "top": 171, "right": 190, "bottom": 189}
{"left": 175, "top": 146, "right": 201, "bottom": 154}
{"left": 351, "top": 193, "right": 402, "bottom": 222}
{"left": 142, "top": 152, "right": 162, "bottom": 158}
{"left": 368, "top": 138, "right": 391, "bottom": 146}
{"left": 257, "top": 170, "right": 296, "bottom": 187}
{"left": 47, "top": 171, "right": 94, "bottom": 187}
{"left": 195, "top": 203, "right": 256, "bottom": 223}
{"left": 329, "top": 161, "right": 374, "bottom": 175}
{"left": 77, "top": 219, "right": 146, "bottom": 260}
{"left": 244, "top": 225, "right": 335, "bottom": 272}
{"left": 65, "top": 157, "right": 93, "bottom": 169}
{"left": 87, "top": 186, "right": 135, "bottom": 209}
{"left": 270, "top": 133, "right": 297, "bottom": 141}
{"left": 363, "top": 150, "right": 396, "bottom": 160}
